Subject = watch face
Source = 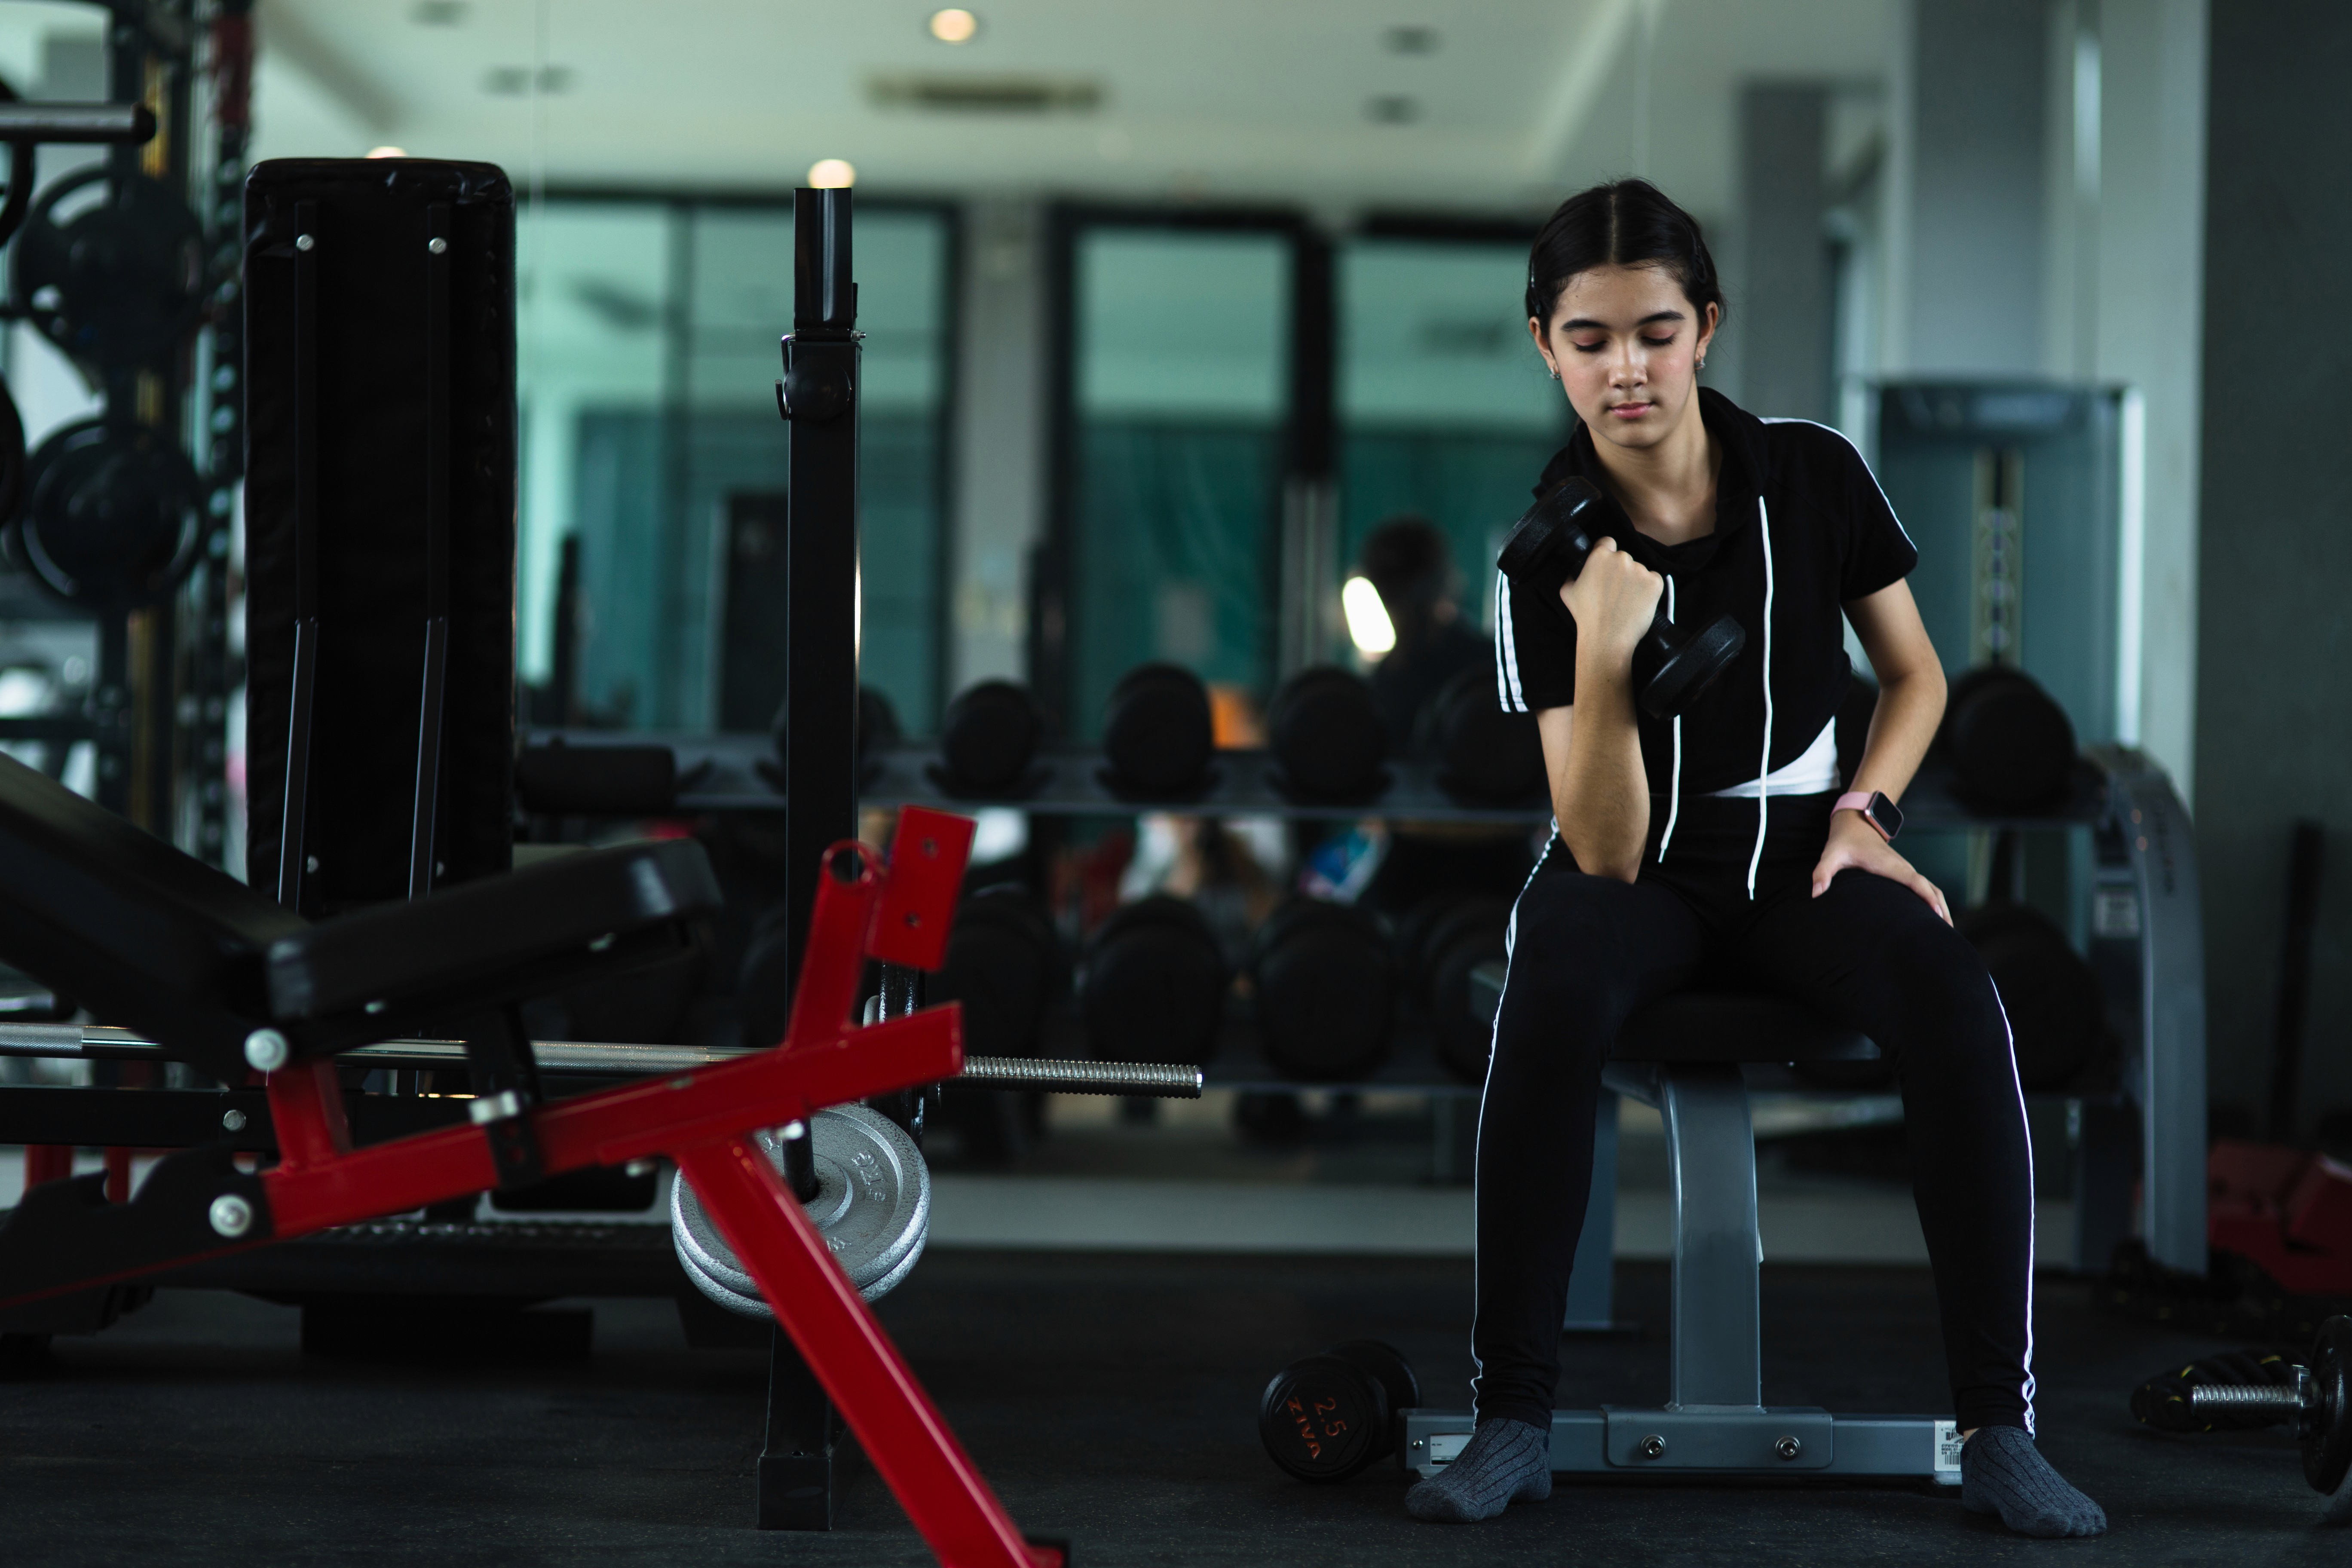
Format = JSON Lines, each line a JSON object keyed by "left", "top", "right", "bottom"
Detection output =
{"left": 1869, "top": 792, "right": 1903, "bottom": 841}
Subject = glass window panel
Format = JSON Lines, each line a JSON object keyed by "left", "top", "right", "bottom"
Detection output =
{"left": 1068, "top": 228, "right": 1290, "bottom": 739}
{"left": 518, "top": 199, "right": 950, "bottom": 737}
{"left": 1337, "top": 240, "right": 1566, "bottom": 630}
{"left": 518, "top": 202, "right": 671, "bottom": 726}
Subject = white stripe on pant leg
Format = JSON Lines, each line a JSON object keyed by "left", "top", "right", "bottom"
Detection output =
{"left": 1988, "top": 980, "right": 2038, "bottom": 1435}
{"left": 1467, "top": 833, "right": 1558, "bottom": 1418}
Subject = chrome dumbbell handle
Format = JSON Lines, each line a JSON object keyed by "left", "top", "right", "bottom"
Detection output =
{"left": 2189, "top": 1368, "right": 2312, "bottom": 1421}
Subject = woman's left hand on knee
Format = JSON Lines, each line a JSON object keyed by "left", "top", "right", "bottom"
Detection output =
{"left": 1810, "top": 813, "right": 1951, "bottom": 923}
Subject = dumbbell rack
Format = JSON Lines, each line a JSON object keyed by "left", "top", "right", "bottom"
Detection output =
{"left": 520, "top": 729, "right": 2207, "bottom": 1280}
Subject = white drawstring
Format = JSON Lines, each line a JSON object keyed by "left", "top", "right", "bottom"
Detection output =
{"left": 1745, "top": 497, "right": 1776, "bottom": 899}
{"left": 1657, "top": 576, "right": 1681, "bottom": 862}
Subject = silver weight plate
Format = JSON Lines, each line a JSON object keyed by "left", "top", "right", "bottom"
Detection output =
{"left": 671, "top": 1103, "right": 930, "bottom": 1317}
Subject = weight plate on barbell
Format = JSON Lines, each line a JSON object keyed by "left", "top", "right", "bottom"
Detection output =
{"left": 10, "top": 418, "right": 202, "bottom": 610}
{"left": 671, "top": 1103, "right": 930, "bottom": 1317}
{"left": 11, "top": 167, "right": 205, "bottom": 373}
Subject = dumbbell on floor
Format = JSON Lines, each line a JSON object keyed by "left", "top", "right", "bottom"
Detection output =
{"left": 1259, "top": 1339, "right": 1422, "bottom": 1482}
{"left": 1497, "top": 476, "right": 1746, "bottom": 719}
{"left": 2132, "top": 1314, "right": 2352, "bottom": 1502}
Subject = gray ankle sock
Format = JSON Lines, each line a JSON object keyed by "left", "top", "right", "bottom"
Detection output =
{"left": 1960, "top": 1424, "right": 2107, "bottom": 1537}
{"left": 1405, "top": 1417, "right": 1551, "bottom": 1523}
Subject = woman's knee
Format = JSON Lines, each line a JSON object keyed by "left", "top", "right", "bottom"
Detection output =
{"left": 1867, "top": 917, "right": 2011, "bottom": 1063}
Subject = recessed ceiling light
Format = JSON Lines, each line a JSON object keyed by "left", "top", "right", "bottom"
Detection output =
{"left": 808, "top": 158, "right": 857, "bottom": 189}
{"left": 1366, "top": 95, "right": 1420, "bottom": 125}
{"left": 929, "top": 9, "right": 979, "bottom": 43}
{"left": 366, "top": 146, "right": 408, "bottom": 159}
{"left": 1384, "top": 24, "right": 1439, "bottom": 55}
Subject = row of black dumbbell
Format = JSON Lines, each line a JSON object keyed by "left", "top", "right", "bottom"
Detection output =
{"left": 910, "top": 661, "right": 1543, "bottom": 808}
{"left": 730, "top": 877, "right": 1514, "bottom": 1084}
{"left": 916, "top": 658, "right": 2082, "bottom": 815}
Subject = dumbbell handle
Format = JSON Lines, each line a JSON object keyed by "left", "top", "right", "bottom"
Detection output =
{"left": 2189, "top": 1371, "right": 2311, "bottom": 1418}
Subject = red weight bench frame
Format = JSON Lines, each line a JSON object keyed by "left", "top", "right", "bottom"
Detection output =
{"left": 0, "top": 806, "right": 1061, "bottom": 1568}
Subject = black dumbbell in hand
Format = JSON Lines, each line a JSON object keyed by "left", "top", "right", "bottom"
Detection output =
{"left": 1496, "top": 476, "right": 1746, "bottom": 719}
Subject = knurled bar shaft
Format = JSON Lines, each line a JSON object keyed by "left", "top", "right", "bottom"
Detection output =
{"left": 2187, "top": 1383, "right": 2303, "bottom": 1412}
{"left": 958, "top": 1056, "right": 1202, "bottom": 1099}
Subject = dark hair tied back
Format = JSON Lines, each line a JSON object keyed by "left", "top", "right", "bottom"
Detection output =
{"left": 1525, "top": 178, "right": 1724, "bottom": 332}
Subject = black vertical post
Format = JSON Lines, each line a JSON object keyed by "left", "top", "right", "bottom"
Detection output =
{"left": 278, "top": 198, "right": 322, "bottom": 912}
{"left": 408, "top": 202, "right": 453, "bottom": 900}
{"left": 758, "top": 1325, "right": 845, "bottom": 1529}
{"left": 760, "top": 187, "right": 862, "bottom": 1534}
{"left": 778, "top": 188, "right": 861, "bottom": 986}
{"left": 2266, "top": 819, "right": 2326, "bottom": 1143}
{"left": 1279, "top": 227, "right": 1335, "bottom": 677}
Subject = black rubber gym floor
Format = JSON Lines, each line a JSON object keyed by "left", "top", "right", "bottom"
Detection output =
{"left": 0, "top": 1251, "right": 2332, "bottom": 1566}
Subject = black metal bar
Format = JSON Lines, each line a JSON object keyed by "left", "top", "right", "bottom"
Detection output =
{"left": 278, "top": 199, "right": 322, "bottom": 910}
{"left": 458, "top": 1004, "right": 548, "bottom": 1189}
{"left": 780, "top": 1117, "right": 819, "bottom": 1203}
{"left": 0, "top": 104, "right": 156, "bottom": 143}
{"left": 408, "top": 202, "right": 453, "bottom": 901}
{"left": 778, "top": 188, "right": 861, "bottom": 988}
{"left": 2266, "top": 818, "right": 2326, "bottom": 1142}
{"left": 758, "top": 1325, "right": 847, "bottom": 1530}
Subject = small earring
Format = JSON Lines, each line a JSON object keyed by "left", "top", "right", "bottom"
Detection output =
{"left": 1547, "top": 366, "right": 1559, "bottom": 381}
{"left": 1695, "top": 357, "right": 1706, "bottom": 370}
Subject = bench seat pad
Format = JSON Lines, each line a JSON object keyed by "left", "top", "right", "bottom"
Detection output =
{"left": 266, "top": 838, "right": 723, "bottom": 1023}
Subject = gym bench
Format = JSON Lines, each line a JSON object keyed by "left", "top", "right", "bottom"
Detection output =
{"left": 1409, "top": 981, "right": 1962, "bottom": 1485}
{"left": 0, "top": 755, "right": 1064, "bottom": 1567}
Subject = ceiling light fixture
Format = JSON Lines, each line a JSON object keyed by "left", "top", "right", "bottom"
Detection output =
{"left": 929, "top": 9, "right": 979, "bottom": 43}
{"left": 1341, "top": 577, "right": 1396, "bottom": 658}
{"left": 366, "top": 146, "right": 408, "bottom": 159}
{"left": 807, "top": 158, "right": 857, "bottom": 189}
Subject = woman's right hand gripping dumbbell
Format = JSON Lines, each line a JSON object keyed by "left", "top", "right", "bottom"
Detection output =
{"left": 1559, "top": 536, "right": 1664, "bottom": 677}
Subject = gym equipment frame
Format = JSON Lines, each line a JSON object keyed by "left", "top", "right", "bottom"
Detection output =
{"left": 0, "top": 801, "right": 1066, "bottom": 1568}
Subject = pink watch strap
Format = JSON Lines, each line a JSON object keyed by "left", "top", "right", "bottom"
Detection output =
{"left": 1833, "top": 791, "right": 1872, "bottom": 815}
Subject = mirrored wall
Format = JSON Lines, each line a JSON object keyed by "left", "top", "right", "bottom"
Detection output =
{"left": 517, "top": 196, "right": 952, "bottom": 736}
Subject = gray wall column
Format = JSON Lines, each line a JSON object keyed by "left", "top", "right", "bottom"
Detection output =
{"left": 2193, "top": 0, "right": 2352, "bottom": 1129}
{"left": 948, "top": 201, "right": 1049, "bottom": 693}
{"left": 1738, "top": 85, "right": 1831, "bottom": 423}
{"left": 1901, "top": 0, "right": 2049, "bottom": 373}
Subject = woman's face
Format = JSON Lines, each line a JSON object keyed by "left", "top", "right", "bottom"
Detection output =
{"left": 1527, "top": 263, "right": 1719, "bottom": 454}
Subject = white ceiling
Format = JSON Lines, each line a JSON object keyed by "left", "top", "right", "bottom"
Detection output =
{"left": 250, "top": 0, "right": 1896, "bottom": 222}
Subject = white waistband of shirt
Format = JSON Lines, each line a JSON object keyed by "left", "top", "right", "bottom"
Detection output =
{"left": 1706, "top": 715, "right": 1839, "bottom": 799}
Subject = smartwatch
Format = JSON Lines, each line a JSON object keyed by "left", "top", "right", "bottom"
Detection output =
{"left": 1833, "top": 790, "right": 1903, "bottom": 844}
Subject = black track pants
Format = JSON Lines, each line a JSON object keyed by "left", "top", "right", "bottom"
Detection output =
{"left": 1471, "top": 791, "right": 2037, "bottom": 1436}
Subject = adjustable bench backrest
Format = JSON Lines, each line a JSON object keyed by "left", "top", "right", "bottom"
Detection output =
{"left": 0, "top": 752, "right": 300, "bottom": 1075}
{"left": 0, "top": 751, "right": 724, "bottom": 1084}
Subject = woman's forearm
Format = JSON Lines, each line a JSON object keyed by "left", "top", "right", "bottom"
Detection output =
{"left": 1553, "top": 648, "right": 1650, "bottom": 881}
{"left": 1847, "top": 664, "right": 1947, "bottom": 802}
